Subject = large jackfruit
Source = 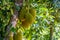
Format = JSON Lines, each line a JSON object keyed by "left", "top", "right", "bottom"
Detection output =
{"left": 19, "top": 7, "right": 36, "bottom": 28}
{"left": 13, "top": 31, "right": 22, "bottom": 40}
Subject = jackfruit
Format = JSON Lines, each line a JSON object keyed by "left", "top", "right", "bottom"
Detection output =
{"left": 19, "top": 7, "right": 36, "bottom": 28}
{"left": 8, "top": 32, "right": 13, "bottom": 40}
{"left": 13, "top": 31, "right": 22, "bottom": 40}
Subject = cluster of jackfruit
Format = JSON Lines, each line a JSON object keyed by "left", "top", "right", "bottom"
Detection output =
{"left": 19, "top": 7, "right": 36, "bottom": 28}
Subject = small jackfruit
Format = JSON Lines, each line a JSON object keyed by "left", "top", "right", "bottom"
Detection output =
{"left": 13, "top": 31, "right": 22, "bottom": 40}
{"left": 8, "top": 32, "right": 13, "bottom": 40}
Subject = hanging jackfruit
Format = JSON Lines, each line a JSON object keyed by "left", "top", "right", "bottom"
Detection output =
{"left": 13, "top": 31, "right": 22, "bottom": 40}
{"left": 19, "top": 6, "right": 36, "bottom": 28}
{"left": 8, "top": 32, "right": 13, "bottom": 40}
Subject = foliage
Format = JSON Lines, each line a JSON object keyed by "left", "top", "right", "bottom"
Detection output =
{"left": 0, "top": 0, "right": 14, "bottom": 39}
{"left": 0, "top": 0, "right": 60, "bottom": 40}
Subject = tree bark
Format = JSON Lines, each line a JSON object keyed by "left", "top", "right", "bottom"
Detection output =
{"left": 50, "top": 25, "right": 53, "bottom": 40}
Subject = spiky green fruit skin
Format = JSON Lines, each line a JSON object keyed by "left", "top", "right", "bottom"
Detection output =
{"left": 19, "top": 7, "right": 36, "bottom": 28}
{"left": 13, "top": 31, "right": 22, "bottom": 40}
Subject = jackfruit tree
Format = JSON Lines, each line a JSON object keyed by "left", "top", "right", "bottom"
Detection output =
{"left": 0, "top": 0, "right": 60, "bottom": 40}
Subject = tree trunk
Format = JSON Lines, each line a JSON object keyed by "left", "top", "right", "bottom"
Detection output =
{"left": 50, "top": 25, "right": 53, "bottom": 40}
{"left": 4, "top": 0, "right": 23, "bottom": 40}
